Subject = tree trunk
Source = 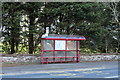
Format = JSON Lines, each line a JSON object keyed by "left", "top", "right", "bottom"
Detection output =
{"left": 117, "top": 29, "right": 120, "bottom": 53}
{"left": 29, "top": 30, "right": 34, "bottom": 54}
{"left": 10, "top": 24, "right": 15, "bottom": 54}
{"left": 105, "top": 39, "right": 108, "bottom": 53}
{"left": 28, "top": 16, "right": 35, "bottom": 54}
{"left": 11, "top": 36, "right": 15, "bottom": 54}
{"left": 29, "top": 34, "right": 34, "bottom": 54}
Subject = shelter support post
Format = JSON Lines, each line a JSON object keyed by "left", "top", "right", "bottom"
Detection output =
{"left": 76, "top": 41, "right": 80, "bottom": 62}
{"left": 41, "top": 40, "right": 44, "bottom": 64}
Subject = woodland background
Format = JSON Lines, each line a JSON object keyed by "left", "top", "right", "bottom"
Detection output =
{"left": 1, "top": 2, "right": 120, "bottom": 54}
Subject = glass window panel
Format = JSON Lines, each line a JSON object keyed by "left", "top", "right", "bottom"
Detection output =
{"left": 65, "top": 57, "right": 72, "bottom": 61}
{"left": 43, "top": 40, "right": 54, "bottom": 50}
{"left": 66, "top": 51, "right": 76, "bottom": 56}
{"left": 48, "top": 58, "right": 53, "bottom": 62}
{"left": 55, "top": 51, "right": 65, "bottom": 57}
{"left": 67, "top": 41, "right": 76, "bottom": 50}
{"left": 55, "top": 51, "right": 65, "bottom": 61}
{"left": 44, "top": 51, "right": 53, "bottom": 57}
{"left": 55, "top": 57, "right": 65, "bottom": 61}
{"left": 55, "top": 40, "right": 65, "bottom": 50}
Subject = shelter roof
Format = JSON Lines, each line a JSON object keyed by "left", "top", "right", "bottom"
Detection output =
{"left": 41, "top": 34, "right": 86, "bottom": 40}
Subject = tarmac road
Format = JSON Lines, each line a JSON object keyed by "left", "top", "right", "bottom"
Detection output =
{"left": 1, "top": 61, "right": 119, "bottom": 78}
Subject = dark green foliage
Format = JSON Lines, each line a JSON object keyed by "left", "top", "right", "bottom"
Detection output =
{"left": 1, "top": 2, "right": 120, "bottom": 54}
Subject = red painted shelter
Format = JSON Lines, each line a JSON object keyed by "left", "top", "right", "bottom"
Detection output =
{"left": 41, "top": 34, "right": 86, "bottom": 64}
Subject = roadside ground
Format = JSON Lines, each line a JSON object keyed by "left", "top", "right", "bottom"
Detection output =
{"left": 1, "top": 62, "right": 36, "bottom": 67}
{"left": 1, "top": 61, "right": 118, "bottom": 78}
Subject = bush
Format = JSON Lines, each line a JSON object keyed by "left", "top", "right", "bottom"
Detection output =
{"left": 80, "top": 48, "right": 100, "bottom": 54}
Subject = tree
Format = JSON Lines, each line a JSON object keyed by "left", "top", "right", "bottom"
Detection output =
{"left": 2, "top": 2, "right": 22, "bottom": 54}
{"left": 103, "top": 2, "right": 120, "bottom": 53}
{"left": 21, "top": 2, "right": 44, "bottom": 54}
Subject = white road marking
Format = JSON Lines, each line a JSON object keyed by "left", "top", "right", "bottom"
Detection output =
{"left": 104, "top": 76, "right": 118, "bottom": 78}
{"left": 50, "top": 72, "right": 76, "bottom": 76}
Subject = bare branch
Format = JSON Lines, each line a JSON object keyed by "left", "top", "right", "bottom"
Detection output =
{"left": 103, "top": 2, "right": 119, "bottom": 23}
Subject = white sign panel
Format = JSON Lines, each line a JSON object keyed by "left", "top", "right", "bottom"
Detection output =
{"left": 55, "top": 40, "right": 65, "bottom": 50}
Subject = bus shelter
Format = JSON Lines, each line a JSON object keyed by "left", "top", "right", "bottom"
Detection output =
{"left": 41, "top": 34, "right": 86, "bottom": 64}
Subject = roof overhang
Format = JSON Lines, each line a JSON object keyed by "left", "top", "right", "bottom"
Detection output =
{"left": 41, "top": 34, "right": 86, "bottom": 40}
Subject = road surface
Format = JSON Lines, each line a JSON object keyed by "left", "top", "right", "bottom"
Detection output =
{"left": 1, "top": 61, "right": 119, "bottom": 78}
